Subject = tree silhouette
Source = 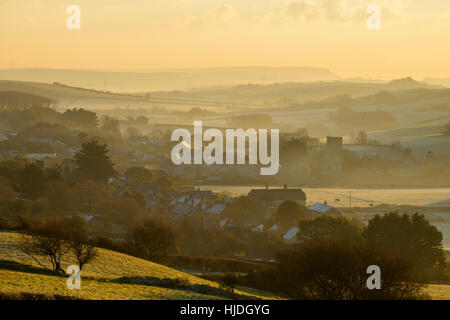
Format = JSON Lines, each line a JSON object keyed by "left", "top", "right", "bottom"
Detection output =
{"left": 298, "top": 215, "right": 362, "bottom": 244}
{"left": 224, "top": 196, "right": 266, "bottom": 225}
{"left": 276, "top": 200, "right": 308, "bottom": 229}
{"left": 17, "top": 163, "right": 46, "bottom": 200}
{"left": 363, "top": 212, "right": 445, "bottom": 277}
{"left": 125, "top": 166, "right": 155, "bottom": 183}
{"left": 59, "top": 108, "right": 98, "bottom": 131}
{"left": 74, "top": 140, "right": 116, "bottom": 183}
{"left": 275, "top": 241, "right": 424, "bottom": 300}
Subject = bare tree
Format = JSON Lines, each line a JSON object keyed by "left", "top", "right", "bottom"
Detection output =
{"left": 64, "top": 216, "right": 98, "bottom": 271}
{"left": 69, "top": 241, "right": 98, "bottom": 272}
{"left": 17, "top": 219, "right": 70, "bottom": 273}
{"left": 127, "top": 217, "right": 176, "bottom": 260}
{"left": 18, "top": 217, "right": 98, "bottom": 273}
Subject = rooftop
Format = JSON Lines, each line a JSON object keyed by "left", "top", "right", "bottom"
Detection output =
{"left": 248, "top": 186, "right": 306, "bottom": 201}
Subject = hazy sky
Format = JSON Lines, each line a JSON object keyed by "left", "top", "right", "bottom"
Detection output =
{"left": 1, "top": 0, "right": 449, "bottom": 79}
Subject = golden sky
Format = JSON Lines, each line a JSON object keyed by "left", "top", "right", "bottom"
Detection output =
{"left": 1, "top": 0, "right": 450, "bottom": 79}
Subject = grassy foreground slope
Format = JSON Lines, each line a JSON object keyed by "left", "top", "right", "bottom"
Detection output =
{"left": 0, "top": 232, "right": 276, "bottom": 300}
{"left": 1, "top": 231, "right": 449, "bottom": 300}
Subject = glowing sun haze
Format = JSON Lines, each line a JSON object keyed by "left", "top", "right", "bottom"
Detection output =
{"left": 1, "top": 0, "right": 449, "bottom": 79}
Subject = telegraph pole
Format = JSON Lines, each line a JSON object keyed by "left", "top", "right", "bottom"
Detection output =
{"left": 349, "top": 191, "right": 352, "bottom": 209}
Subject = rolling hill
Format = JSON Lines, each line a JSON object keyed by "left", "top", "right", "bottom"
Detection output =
{"left": 0, "top": 80, "right": 141, "bottom": 102}
{"left": 0, "top": 67, "right": 339, "bottom": 92}
{"left": 0, "top": 231, "right": 277, "bottom": 300}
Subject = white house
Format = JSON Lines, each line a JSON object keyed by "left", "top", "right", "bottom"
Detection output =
{"left": 308, "top": 203, "right": 342, "bottom": 216}
{"left": 25, "top": 153, "right": 56, "bottom": 160}
{"left": 207, "top": 203, "right": 226, "bottom": 215}
{"left": 283, "top": 227, "right": 299, "bottom": 242}
{"left": 0, "top": 132, "right": 8, "bottom": 142}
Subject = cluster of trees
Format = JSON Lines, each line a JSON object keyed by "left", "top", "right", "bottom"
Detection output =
{"left": 280, "top": 133, "right": 318, "bottom": 161}
{"left": 0, "top": 161, "right": 64, "bottom": 204}
{"left": 0, "top": 140, "right": 150, "bottom": 227}
{"left": 122, "top": 115, "right": 149, "bottom": 125}
{"left": 0, "top": 95, "right": 125, "bottom": 142}
{"left": 330, "top": 107, "right": 399, "bottom": 134}
{"left": 293, "top": 212, "right": 444, "bottom": 298}
{"left": 177, "top": 220, "right": 247, "bottom": 258}
{"left": 0, "top": 91, "right": 55, "bottom": 109}
{"left": 276, "top": 200, "right": 308, "bottom": 229}
{"left": 223, "top": 196, "right": 266, "bottom": 225}
{"left": 17, "top": 217, "right": 97, "bottom": 273}
{"left": 289, "top": 91, "right": 398, "bottom": 111}
{"left": 227, "top": 113, "right": 273, "bottom": 129}
{"left": 0, "top": 105, "right": 60, "bottom": 131}
{"left": 183, "top": 107, "right": 215, "bottom": 119}
{"left": 59, "top": 108, "right": 98, "bottom": 132}
{"left": 20, "top": 122, "right": 76, "bottom": 145}
{"left": 220, "top": 211, "right": 446, "bottom": 300}
{"left": 363, "top": 212, "right": 445, "bottom": 277}
{"left": 126, "top": 217, "right": 176, "bottom": 260}
{"left": 274, "top": 241, "right": 422, "bottom": 299}
{"left": 106, "top": 214, "right": 281, "bottom": 261}
{"left": 294, "top": 212, "right": 445, "bottom": 279}
{"left": 0, "top": 140, "right": 117, "bottom": 204}
{"left": 73, "top": 140, "right": 116, "bottom": 183}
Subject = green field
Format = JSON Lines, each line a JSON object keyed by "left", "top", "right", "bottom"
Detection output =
{"left": 0, "top": 232, "right": 276, "bottom": 300}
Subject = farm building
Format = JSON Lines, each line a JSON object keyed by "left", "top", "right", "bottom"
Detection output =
{"left": 248, "top": 185, "right": 306, "bottom": 207}
{"left": 308, "top": 203, "right": 342, "bottom": 216}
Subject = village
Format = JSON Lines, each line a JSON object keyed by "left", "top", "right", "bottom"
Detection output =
{"left": 0, "top": 120, "right": 347, "bottom": 251}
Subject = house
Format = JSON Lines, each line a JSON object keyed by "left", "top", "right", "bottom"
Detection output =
{"left": 0, "top": 132, "right": 8, "bottom": 142}
{"left": 218, "top": 218, "right": 228, "bottom": 228}
{"left": 248, "top": 185, "right": 306, "bottom": 207}
{"left": 191, "top": 189, "right": 214, "bottom": 202}
{"left": 25, "top": 153, "right": 56, "bottom": 160}
{"left": 252, "top": 224, "right": 264, "bottom": 232}
{"left": 82, "top": 215, "right": 94, "bottom": 222}
{"left": 283, "top": 227, "right": 299, "bottom": 242}
{"left": 223, "top": 197, "right": 237, "bottom": 205}
{"left": 170, "top": 193, "right": 209, "bottom": 219}
{"left": 145, "top": 198, "right": 160, "bottom": 208}
{"left": 9, "top": 151, "right": 21, "bottom": 158}
{"left": 207, "top": 203, "right": 227, "bottom": 215}
{"left": 26, "top": 138, "right": 54, "bottom": 144}
{"left": 172, "top": 203, "right": 194, "bottom": 216}
{"left": 308, "top": 203, "right": 342, "bottom": 216}
{"left": 170, "top": 194, "right": 190, "bottom": 205}
{"left": 148, "top": 137, "right": 165, "bottom": 147}
{"left": 4, "top": 131, "right": 18, "bottom": 137}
